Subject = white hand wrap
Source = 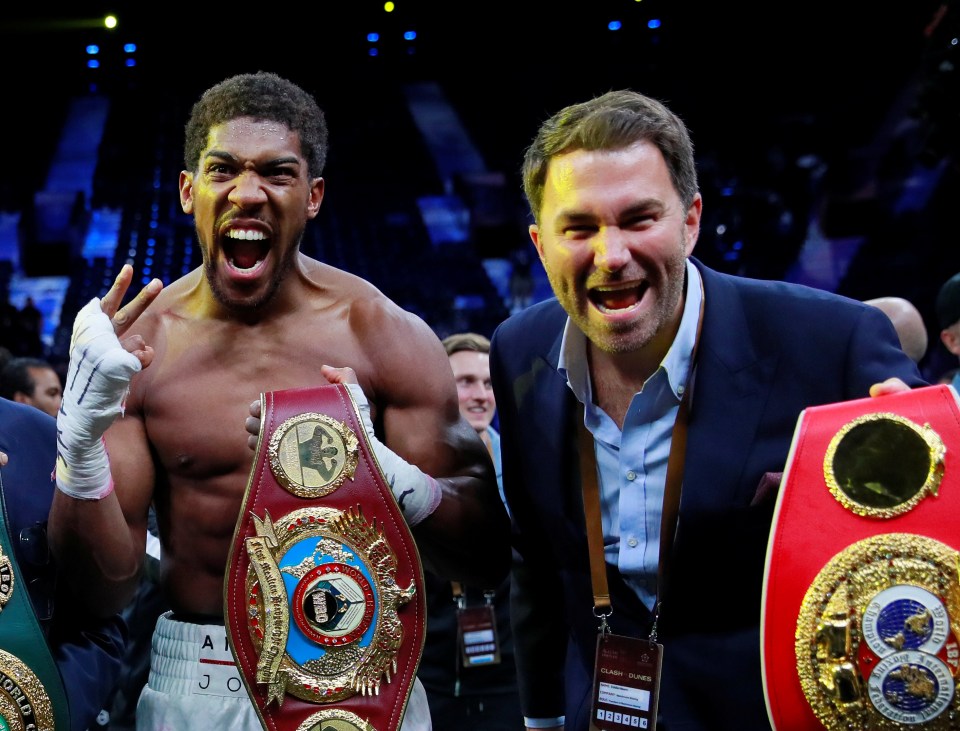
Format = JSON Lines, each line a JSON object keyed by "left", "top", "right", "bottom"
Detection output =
{"left": 346, "top": 383, "right": 442, "bottom": 526}
{"left": 56, "top": 298, "right": 142, "bottom": 500}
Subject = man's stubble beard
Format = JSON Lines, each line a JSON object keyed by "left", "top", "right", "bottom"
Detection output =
{"left": 200, "top": 228, "right": 304, "bottom": 311}
{"left": 546, "top": 238, "right": 689, "bottom": 356}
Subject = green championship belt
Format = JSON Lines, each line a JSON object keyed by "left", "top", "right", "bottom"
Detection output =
{"left": 763, "top": 384, "right": 960, "bottom": 729}
{"left": 0, "top": 471, "right": 69, "bottom": 731}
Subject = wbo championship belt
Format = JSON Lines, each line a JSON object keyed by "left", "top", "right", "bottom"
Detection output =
{"left": 762, "top": 384, "right": 960, "bottom": 729}
{"left": 0, "top": 472, "right": 68, "bottom": 731}
{"left": 225, "top": 384, "right": 427, "bottom": 731}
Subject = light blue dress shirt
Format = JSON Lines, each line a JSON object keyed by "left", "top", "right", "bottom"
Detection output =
{"left": 486, "top": 425, "right": 506, "bottom": 510}
{"left": 487, "top": 425, "right": 503, "bottom": 488}
{"left": 557, "top": 259, "right": 703, "bottom": 612}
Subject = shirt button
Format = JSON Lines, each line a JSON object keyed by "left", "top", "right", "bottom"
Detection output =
{"left": 627, "top": 537, "right": 639, "bottom": 548}
{"left": 626, "top": 470, "right": 637, "bottom": 481}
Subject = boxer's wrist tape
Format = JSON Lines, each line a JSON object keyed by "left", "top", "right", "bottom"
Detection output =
{"left": 55, "top": 439, "right": 115, "bottom": 500}
{"left": 347, "top": 383, "right": 442, "bottom": 526}
{"left": 61, "top": 297, "right": 141, "bottom": 435}
{"left": 55, "top": 297, "right": 140, "bottom": 501}
{"left": 370, "top": 447, "right": 443, "bottom": 526}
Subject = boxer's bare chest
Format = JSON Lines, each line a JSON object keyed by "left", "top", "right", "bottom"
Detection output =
{"left": 136, "top": 315, "right": 370, "bottom": 481}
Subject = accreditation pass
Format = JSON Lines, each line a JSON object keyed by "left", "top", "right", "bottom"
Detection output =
{"left": 590, "top": 633, "right": 662, "bottom": 730}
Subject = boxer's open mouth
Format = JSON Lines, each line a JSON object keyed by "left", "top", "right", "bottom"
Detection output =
{"left": 224, "top": 229, "right": 269, "bottom": 271}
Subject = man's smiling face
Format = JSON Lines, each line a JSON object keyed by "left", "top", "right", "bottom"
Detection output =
{"left": 449, "top": 349, "right": 496, "bottom": 434}
{"left": 530, "top": 140, "right": 701, "bottom": 357}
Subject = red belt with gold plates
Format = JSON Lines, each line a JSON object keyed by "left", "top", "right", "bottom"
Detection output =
{"left": 225, "top": 383, "right": 426, "bottom": 731}
{"left": 763, "top": 383, "right": 960, "bottom": 729}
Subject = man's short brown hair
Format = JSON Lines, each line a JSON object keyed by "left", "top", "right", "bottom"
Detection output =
{"left": 442, "top": 332, "right": 490, "bottom": 357}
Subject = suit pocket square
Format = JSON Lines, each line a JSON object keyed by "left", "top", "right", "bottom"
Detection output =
{"left": 750, "top": 471, "right": 782, "bottom": 507}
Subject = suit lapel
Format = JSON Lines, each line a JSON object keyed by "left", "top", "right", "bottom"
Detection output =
{"left": 685, "top": 262, "right": 779, "bottom": 508}
{"left": 517, "top": 323, "right": 588, "bottom": 533}
{"left": 530, "top": 269, "right": 779, "bottom": 524}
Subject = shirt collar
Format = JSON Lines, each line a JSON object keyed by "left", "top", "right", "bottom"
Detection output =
{"left": 558, "top": 258, "right": 703, "bottom": 405}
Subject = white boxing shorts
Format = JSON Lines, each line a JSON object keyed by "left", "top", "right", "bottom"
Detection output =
{"left": 137, "top": 611, "right": 432, "bottom": 731}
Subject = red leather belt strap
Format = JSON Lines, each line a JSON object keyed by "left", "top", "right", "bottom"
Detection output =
{"left": 763, "top": 384, "right": 960, "bottom": 730}
{"left": 225, "top": 383, "right": 426, "bottom": 731}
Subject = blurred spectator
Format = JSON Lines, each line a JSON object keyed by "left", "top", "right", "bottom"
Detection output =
{"left": 417, "top": 332, "right": 521, "bottom": 730}
{"left": 508, "top": 247, "right": 534, "bottom": 314}
{"left": 15, "top": 296, "right": 44, "bottom": 357}
{"left": 937, "top": 367, "right": 959, "bottom": 386}
{"left": 0, "top": 397, "right": 126, "bottom": 731}
{"left": 0, "top": 294, "right": 18, "bottom": 353}
{"left": 0, "top": 356, "right": 63, "bottom": 418}
{"left": 936, "top": 272, "right": 960, "bottom": 391}
{"left": 444, "top": 332, "right": 502, "bottom": 478}
{"left": 863, "top": 296, "right": 928, "bottom": 363}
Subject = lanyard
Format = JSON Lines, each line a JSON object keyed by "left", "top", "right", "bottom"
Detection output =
{"left": 579, "top": 288, "right": 704, "bottom": 640}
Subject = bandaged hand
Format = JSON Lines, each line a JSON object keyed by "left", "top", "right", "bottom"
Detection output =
{"left": 56, "top": 297, "right": 142, "bottom": 500}
{"left": 346, "top": 383, "right": 441, "bottom": 526}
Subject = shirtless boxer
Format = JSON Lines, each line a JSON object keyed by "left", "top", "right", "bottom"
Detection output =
{"left": 48, "top": 71, "right": 509, "bottom": 731}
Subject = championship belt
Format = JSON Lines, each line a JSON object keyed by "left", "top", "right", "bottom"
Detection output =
{"left": 0, "top": 473, "right": 68, "bottom": 731}
{"left": 762, "top": 384, "right": 960, "bottom": 729}
{"left": 225, "top": 384, "right": 427, "bottom": 731}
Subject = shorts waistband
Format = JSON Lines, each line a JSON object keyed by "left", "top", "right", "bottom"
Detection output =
{"left": 148, "top": 611, "right": 246, "bottom": 698}
{"left": 167, "top": 611, "right": 226, "bottom": 626}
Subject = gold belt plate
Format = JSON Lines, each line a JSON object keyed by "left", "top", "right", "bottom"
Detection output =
{"left": 796, "top": 533, "right": 960, "bottom": 728}
{"left": 0, "top": 648, "right": 55, "bottom": 731}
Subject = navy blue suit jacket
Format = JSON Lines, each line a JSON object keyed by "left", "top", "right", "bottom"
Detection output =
{"left": 489, "top": 259, "right": 926, "bottom": 730}
{"left": 0, "top": 398, "right": 126, "bottom": 731}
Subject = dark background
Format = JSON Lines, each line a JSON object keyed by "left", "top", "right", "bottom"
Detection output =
{"left": 4, "top": 2, "right": 948, "bottom": 160}
{"left": 1, "top": 1, "right": 957, "bottom": 376}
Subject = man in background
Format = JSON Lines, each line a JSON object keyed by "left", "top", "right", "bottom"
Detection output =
{"left": 0, "top": 355, "right": 63, "bottom": 417}
{"left": 444, "top": 333, "right": 502, "bottom": 491}
{"left": 863, "top": 296, "right": 928, "bottom": 364}
{"left": 0, "top": 397, "right": 125, "bottom": 731}
{"left": 936, "top": 272, "right": 960, "bottom": 390}
{"left": 418, "top": 332, "right": 521, "bottom": 729}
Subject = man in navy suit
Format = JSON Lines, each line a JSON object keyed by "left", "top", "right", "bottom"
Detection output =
{"left": 0, "top": 398, "right": 125, "bottom": 731}
{"left": 488, "top": 89, "right": 925, "bottom": 730}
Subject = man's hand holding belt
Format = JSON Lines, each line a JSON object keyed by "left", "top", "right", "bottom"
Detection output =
{"left": 245, "top": 365, "right": 443, "bottom": 526}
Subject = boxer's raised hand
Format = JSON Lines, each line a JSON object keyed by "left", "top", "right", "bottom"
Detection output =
{"left": 56, "top": 265, "right": 163, "bottom": 500}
